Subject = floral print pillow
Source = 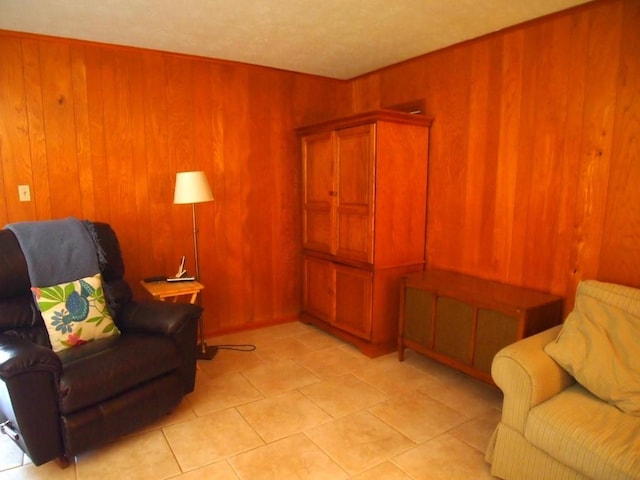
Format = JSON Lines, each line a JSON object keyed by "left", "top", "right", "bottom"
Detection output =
{"left": 32, "top": 273, "right": 120, "bottom": 352}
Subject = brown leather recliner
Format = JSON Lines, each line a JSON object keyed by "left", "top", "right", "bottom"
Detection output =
{"left": 0, "top": 222, "right": 201, "bottom": 466}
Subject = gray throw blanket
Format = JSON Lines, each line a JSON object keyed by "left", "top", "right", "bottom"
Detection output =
{"left": 6, "top": 217, "right": 100, "bottom": 287}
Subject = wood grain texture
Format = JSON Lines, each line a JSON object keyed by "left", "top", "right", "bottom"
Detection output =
{"left": 0, "top": 32, "right": 347, "bottom": 336}
{"left": 598, "top": 0, "right": 640, "bottom": 288}
{"left": 0, "top": 36, "right": 33, "bottom": 221}
{"left": 0, "top": 0, "right": 638, "bottom": 334}
{"left": 350, "top": 0, "right": 639, "bottom": 311}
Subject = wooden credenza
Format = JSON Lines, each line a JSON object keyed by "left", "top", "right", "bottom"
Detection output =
{"left": 298, "top": 110, "right": 432, "bottom": 357}
{"left": 398, "top": 269, "right": 564, "bottom": 384}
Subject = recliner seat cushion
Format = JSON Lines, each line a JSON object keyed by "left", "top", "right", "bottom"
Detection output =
{"left": 58, "top": 334, "right": 181, "bottom": 414}
{"left": 62, "top": 372, "right": 183, "bottom": 455}
{"left": 526, "top": 383, "right": 640, "bottom": 480}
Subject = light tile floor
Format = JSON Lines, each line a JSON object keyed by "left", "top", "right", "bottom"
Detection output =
{"left": 0, "top": 321, "right": 502, "bottom": 479}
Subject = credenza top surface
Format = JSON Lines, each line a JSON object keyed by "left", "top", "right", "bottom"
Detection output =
{"left": 403, "top": 269, "right": 563, "bottom": 310}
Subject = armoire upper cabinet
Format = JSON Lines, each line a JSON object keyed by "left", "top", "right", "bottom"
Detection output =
{"left": 300, "top": 110, "right": 432, "bottom": 268}
{"left": 298, "top": 110, "right": 432, "bottom": 357}
{"left": 302, "top": 123, "right": 375, "bottom": 263}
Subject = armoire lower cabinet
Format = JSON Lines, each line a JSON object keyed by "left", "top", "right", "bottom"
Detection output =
{"left": 297, "top": 110, "right": 432, "bottom": 357}
{"left": 303, "top": 255, "right": 373, "bottom": 340}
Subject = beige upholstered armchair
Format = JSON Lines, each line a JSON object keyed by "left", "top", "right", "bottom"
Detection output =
{"left": 487, "top": 280, "right": 640, "bottom": 480}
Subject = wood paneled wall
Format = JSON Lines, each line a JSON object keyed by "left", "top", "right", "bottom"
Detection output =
{"left": 1, "top": 0, "right": 638, "bottom": 334}
{"left": 351, "top": 0, "right": 639, "bottom": 309}
{"left": 0, "top": 31, "right": 350, "bottom": 335}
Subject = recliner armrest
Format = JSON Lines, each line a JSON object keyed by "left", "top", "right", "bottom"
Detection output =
{"left": 116, "top": 300, "right": 200, "bottom": 394}
{"left": 0, "top": 334, "right": 61, "bottom": 379}
{"left": 492, "top": 325, "right": 575, "bottom": 433}
{"left": 116, "top": 300, "right": 203, "bottom": 336}
{"left": 0, "top": 335, "right": 64, "bottom": 465}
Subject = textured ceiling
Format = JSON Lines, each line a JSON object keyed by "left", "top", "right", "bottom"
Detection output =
{"left": 0, "top": 0, "right": 592, "bottom": 79}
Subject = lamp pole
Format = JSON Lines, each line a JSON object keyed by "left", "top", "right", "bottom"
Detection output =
{"left": 191, "top": 202, "right": 218, "bottom": 360}
{"left": 174, "top": 170, "right": 217, "bottom": 360}
{"left": 191, "top": 202, "right": 201, "bottom": 281}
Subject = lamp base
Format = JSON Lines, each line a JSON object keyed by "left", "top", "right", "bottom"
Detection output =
{"left": 197, "top": 344, "right": 219, "bottom": 360}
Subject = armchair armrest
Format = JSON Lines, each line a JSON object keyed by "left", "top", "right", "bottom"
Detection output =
{"left": 0, "top": 335, "right": 64, "bottom": 465}
{"left": 116, "top": 300, "right": 202, "bottom": 336}
{"left": 0, "top": 334, "right": 61, "bottom": 379}
{"left": 116, "top": 300, "right": 201, "bottom": 394}
{"left": 492, "top": 325, "right": 575, "bottom": 433}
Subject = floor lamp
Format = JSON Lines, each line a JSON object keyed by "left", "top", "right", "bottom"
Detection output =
{"left": 173, "top": 171, "right": 218, "bottom": 360}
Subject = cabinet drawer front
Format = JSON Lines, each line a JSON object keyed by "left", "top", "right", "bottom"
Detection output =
{"left": 473, "top": 309, "right": 519, "bottom": 374}
{"left": 404, "top": 287, "right": 435, "bottom": 347}
{"left": 434, "top": 297, "right": 474, "bottom": 364}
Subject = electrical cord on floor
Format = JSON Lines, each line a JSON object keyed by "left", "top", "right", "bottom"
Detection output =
{"left": 212, "top": 344, "right": 256, "bottom": 352}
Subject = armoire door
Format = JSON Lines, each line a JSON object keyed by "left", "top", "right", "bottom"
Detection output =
{"left": 302, "top": 131, "right": 336, "bottom": 254}
{"left": 333, "top": 263, "right": 373, "bottom": 339}
{"left": 302, "top": 255, "right": 334, "bottom": 323}
{"left": 335, "top": 124, "right": 375, "bottom": 264}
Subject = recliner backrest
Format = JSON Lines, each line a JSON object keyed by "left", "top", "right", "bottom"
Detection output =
{"left": 0, "top": 229, "right": 50, "bottom": 345}
{"left": 89, "top": 222, "right": 133, "bottom": 317}
{"left": 0, "top": 221, "right": 133, "bottom": 346}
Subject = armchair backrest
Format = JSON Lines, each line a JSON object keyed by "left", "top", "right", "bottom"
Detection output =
{"left": 89, "top": 222, "right": 133, "bottom": 317}
{"left": 0, "top": 221, "right": 133, "bottom": 347}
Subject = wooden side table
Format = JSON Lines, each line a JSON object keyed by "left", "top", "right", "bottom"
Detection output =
{"left": 140, "top": 280, "right": 204, "bottom": 304}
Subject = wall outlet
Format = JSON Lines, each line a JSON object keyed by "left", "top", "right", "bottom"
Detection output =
{"left": 18, "top": 185, "right": 31, "bottom": 202}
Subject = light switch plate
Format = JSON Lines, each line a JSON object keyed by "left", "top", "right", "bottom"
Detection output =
{"left": 18, "top": 185, "right": 31, "bottom": 202}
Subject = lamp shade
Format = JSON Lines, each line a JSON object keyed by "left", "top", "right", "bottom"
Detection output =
{"left": 173, "top": 171, "right": 214, "bottom": 204}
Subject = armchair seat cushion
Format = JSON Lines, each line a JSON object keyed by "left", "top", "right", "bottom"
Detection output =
{"left": 58, "top": 334, "right": 181, "bottom": 414}
{"left": 526, "top": 383, "right": 640, "bottom": 479}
